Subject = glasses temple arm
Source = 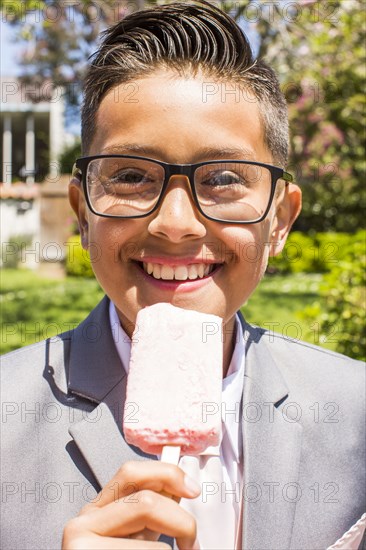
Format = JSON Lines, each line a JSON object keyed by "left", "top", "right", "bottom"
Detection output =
{"left": 282, "top": 171, "right": 294, "bottom": 186}
{"left": 72, "top": 163, "right": 82, "bottom": 180}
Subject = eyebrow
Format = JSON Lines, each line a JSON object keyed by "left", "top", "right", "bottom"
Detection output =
{"left": 100, "top": 143, "right": 256, "bottom": 162}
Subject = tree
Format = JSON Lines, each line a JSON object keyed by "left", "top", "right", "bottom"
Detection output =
{"left": 269, "top": 0, "right": 365, "bottom": 232}
{"left": 225, "top": 0, "right": 365, "bottom": 232}
{"left": 1, "top": 1, "right": 134, "bottom": 107}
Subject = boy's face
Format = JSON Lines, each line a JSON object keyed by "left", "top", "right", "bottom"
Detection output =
{"left": 70, "top": 69, "right": 301, "bottom": 340}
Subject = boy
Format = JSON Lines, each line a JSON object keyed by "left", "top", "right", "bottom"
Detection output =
{"left": 1, "top": 2, "right": 365, "bottom": 549}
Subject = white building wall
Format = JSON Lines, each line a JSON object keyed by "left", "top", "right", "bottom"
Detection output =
{"left": 0, "top": 199, "right": 40, "bottom": 268}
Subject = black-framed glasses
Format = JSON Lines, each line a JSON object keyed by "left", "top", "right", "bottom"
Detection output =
{"left": 72, "top": 155, "right": 293, "bottom": 224}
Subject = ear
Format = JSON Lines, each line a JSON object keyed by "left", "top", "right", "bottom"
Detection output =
{"left": 69, "top": 176, "right": 89, "bottom": 250}
{"left": 269, "top": 183, "right": 302, "bottom": 256}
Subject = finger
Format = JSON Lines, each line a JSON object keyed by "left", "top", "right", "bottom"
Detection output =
{"left": 77, "top": 489, "right": 197, "bottom": 548}
{"left": 63, "top": 531, "right": 171, "bottom": 550}
{"left": 129, "top": 527, "right": 160, "bottom": 542}
{"left": 84, "top": 461, "right": 200, "bottom": 510}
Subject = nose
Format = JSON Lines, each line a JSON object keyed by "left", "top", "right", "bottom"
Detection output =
{"left": 147, "top": 175, "right": 206, "bottom": 242}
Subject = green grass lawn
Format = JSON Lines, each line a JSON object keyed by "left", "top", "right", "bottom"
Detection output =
{"left": 0, "top": 268, "right": 332, "bottom": 355}
{"left": 0, "top": 269, "right": 104, "bottom": 354}
{"left": 242, "top": 272, "right": 329, "bottom": 348}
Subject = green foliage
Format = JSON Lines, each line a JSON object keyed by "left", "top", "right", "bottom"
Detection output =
{"left": 301, "top": 231, "right": 366, "bottom": 361}
{"left": 0, "top": 1, "right": 40, "bottom": 11}
{"left": 268, "top": 232, "right": 315, "bottom": 274}
{"left": 1, "top": 235, "right": 32, "bottom": 269}
{"left": 265, "top": 229, "right": 366, "bottom": 360}
{"left": 269, "top": 231, "right": 365, "bottom": 274}
{"left": 66, "top": 235, "right": 94, "bottom": 278}
{"left": 283, "top": 2, "right": 366, "bottom": 232}
{"left": 59, "top": 139, "right": 82, "bottom": 174}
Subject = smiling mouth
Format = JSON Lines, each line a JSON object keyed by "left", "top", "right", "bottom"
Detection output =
{"left": 136, "top": 261, "right": 220, "bottom": 281}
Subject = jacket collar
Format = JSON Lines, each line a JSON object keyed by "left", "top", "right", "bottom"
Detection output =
{"left": 68, "top": 295, "right": 126, "bottom": 403}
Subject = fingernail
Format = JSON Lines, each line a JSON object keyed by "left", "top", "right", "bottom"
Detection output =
{"left": 192, "top": 537, "right": 201, "bottom": 550}
{"left": 184, "top": 474, "right": 201, "bottom": 496}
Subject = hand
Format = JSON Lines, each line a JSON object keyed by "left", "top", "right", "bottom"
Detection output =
{"left": 62, "top": 460, "right": 201, "bottom": 550}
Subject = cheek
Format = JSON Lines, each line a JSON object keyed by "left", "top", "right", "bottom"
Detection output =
{"left": 224, "top": 222, "right": 271, "bottom": 270}
{"left": 86, "top": 219, "right": 138, "bottom": 273}
{"left": 227, "top": 226, "right": 271, "bottom": 305}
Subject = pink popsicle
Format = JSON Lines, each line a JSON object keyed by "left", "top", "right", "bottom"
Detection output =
{"left": 123, "top": 303, "right": 223, "bottom": 457}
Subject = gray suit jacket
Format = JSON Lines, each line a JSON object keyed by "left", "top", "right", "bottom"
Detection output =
{"left": 1, "top": 296, "right": 365, "bottom": 549}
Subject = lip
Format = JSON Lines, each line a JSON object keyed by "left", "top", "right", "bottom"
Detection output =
{"left": 133, "top": 260, "right": 223, "bottom": 292}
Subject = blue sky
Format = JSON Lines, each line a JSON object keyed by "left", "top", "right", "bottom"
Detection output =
{"left": 1, "top": 21, "right": 23, "bottom": 76}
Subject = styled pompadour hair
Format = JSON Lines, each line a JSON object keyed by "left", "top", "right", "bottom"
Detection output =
{"left": 81, "top": 0, "right": 289, "bottom": 166}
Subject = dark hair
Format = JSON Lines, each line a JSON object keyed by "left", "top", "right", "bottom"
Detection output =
{"left": 81, "top": 0, "right": 289, "bottom": 166}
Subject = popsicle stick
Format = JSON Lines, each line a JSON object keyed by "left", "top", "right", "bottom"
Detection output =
{"left": 161, "top": 445, "right": 181, "bottom": 465}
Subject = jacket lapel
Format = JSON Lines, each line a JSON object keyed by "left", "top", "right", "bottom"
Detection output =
{"left": 68, "top": 296, "right": 124, "bottom": 403}
{"left": 69, "top": 380, "right": 154, "bottom": 488}
{"left": 238, "top": 313, "right": 303, "bottom": 549}
{"left": 67, "top": 296, "right": 153, "bottom": 488}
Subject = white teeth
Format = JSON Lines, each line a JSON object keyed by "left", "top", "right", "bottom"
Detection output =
{"left": 188, "top": 265, "right": 199, "bottom": 279}
{"left": 152, "top": 264, "right": 161, "bottom": 279}
{"left": 141, "top": 262, "right": 216, "bottom": 281}
{"left": 161, "top": 265, "right": 174, "bottom": 280}
{"left": 174, "top": 265, "right": 188, "bottom": 280}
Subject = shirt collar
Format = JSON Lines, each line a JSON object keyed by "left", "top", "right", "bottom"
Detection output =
{"left": 109, "top": 301, "right": 245, "bottom": 462}
{"left": 109, "top": 300, "right": 131, "bottom": 372}
{"left": 221, "top": 317, "right": 245, "bottom": 462}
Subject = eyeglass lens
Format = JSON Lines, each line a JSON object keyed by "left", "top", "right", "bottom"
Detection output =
{"left": 86, "top": 157, "right": 273, "bottom": 221}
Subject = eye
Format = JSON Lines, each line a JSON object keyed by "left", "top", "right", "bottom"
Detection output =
{"left": 109, "top": 168, "right": 152, "bottom": 185}
{"left": 202, "top": 170, "right": 246, "bottom": 187}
